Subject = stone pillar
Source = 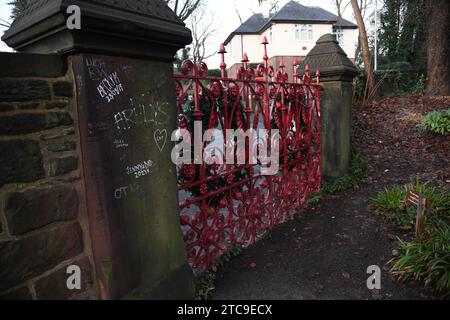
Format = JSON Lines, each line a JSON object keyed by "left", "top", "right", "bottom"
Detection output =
{"left": 3, "top": 0, "right": 194, "bottom": 299}
{"left": 299, "top": 34, "right": 358, "bottom": 179}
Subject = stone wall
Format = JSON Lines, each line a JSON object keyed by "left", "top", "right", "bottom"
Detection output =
{"left": 0, "top": 52, "right": 97, "bottom": 300}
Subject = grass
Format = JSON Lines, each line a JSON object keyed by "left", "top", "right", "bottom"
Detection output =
{"left": 369, "top": 180, "right": 450, "bottom": 294}
{"left": 369, "top": 180, "right": 450, "bottom": 231}
{"left": 390, "top": 221, "right": 450, "bottom": 294}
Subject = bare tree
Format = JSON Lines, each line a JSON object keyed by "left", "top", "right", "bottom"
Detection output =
{"left": 0, "top": 19, "right": 9, "bottom": 28}
{"left": 164, "top": 0, "right": 202, "bottom": 22}
{"left": 258, "top": 0, "right": 279, "bottom": 14}
{"left": 333, "top": 0, "right": 351, "bottom": 17}
{"left": 188, "top": 9, "right": 215, "bottom": 63}
{"left": 354, "top": 0, "right": 373, "bottom": 66}
{"left": 351, "top": 0, "right": 379, "bottom": 100}
{"left": 234, "top": 0, "right": 244, "bottom": 24}
{"left": 268, "top": 0, "right": 280, "bottom": 15}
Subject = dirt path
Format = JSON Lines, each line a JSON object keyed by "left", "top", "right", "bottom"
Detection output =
{"left": 212, "top": 97, "right": 449, "bottom": 300}
{"left": 212, "top": 184, "right": 435, "bottom": 300}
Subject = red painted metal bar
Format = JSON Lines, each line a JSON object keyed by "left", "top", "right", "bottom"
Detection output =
{"left": 174, "top": 39, "right": 322, "bottom": 270}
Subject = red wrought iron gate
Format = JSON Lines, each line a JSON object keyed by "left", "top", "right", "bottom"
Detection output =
{"left": 174, "top": 38, "right": 322, "bottom": 270}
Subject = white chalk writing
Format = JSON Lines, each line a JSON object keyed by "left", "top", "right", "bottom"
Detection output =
{"left": 113, "top": 139, "right": 128, "bottom": 149}
{"left": 97, "top": 72, "right": 124, "bottom": 103}
{"left": 114, "top": 101, "right": 169, "bottom": 131}
{"left": 126, "top": 159, "right": 153, "bottom": 179}
{"left": 85, "top": 57, "right": 108, "bottom": 81}
{"left": 114, "top": 182, "right": 146, "bottom": 200}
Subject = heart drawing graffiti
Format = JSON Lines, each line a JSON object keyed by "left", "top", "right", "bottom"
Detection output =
{"left": 154, "top": 129, "right": 167, "bottom": 152}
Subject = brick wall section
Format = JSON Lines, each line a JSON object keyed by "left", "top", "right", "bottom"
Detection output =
{"left": 0, "top": 53, "right": 98, "bottom": 300}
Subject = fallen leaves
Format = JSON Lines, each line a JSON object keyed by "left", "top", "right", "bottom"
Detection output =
{"left": 354, "top": 96, "right": 450, "bottom": 187}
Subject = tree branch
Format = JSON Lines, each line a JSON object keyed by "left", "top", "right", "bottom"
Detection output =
{"left": 179, "top": 0, "right": 201, "bottom": 22}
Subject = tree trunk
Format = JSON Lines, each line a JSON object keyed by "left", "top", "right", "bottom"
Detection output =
{"left": 351, "top": 0, "right": 379, "bottom": 101}
{"left": 426, "top": 0, "right": 450, "bottom": 96}
{"left": 335, "top": 0, "right": 343, "bottom": 17}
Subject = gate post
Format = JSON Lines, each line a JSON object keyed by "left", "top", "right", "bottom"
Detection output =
{"left": 3, "top": 0, "right": 195, "bottom": 299}
{"left": 299, "top": 34, "right": 358, "bottom": 179}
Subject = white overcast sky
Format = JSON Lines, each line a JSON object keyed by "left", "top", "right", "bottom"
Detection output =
{"left": 0, "top": 0, "right": 365, "bottom": 67}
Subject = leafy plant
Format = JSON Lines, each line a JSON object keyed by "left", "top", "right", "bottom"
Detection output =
{"left": 369, "top": 185, "right": 412, "bottom": 228}
{"left": 370, "top": 180, "right": 450, "bottom": 230}
{"left": 390, "top": 221, "right": 450, "bottom": 293}
{"left": 307, "top": 192, "right": 322, "bottom": 207}
{"left": 195, "top": 270, "right": 217, "bottom": 300}
{"left": 371, "top": 180, "right": 450, "bottom": 294}
{"left": 419, "top": 109, "right": 450, "bottom": 135}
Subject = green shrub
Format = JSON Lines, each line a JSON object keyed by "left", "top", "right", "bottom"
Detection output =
{"left": 307, "top": 192, "right": 322, "bottom": 207}
{"left": 371, "top": 181, "right": 450, "bottom": 293}
{"left": 307, "top": 147, "right": 367, "bottom": 210}
{"left": 419, "top": 109, "right": 450, "bottom": 135}
{"left": 390, "top": 221, "right": 450, "bottom": 293}
{"left": 195, "top": 270, "right": 217, "bottom": 300}
{"left": 370, "top": 185, "right": 411, "bottom": 228}
{"left": 370, "top": 180, "right": 450, "bottom": 230}
{"left": 378, "top": 61, "right": 414, "bottom": 72}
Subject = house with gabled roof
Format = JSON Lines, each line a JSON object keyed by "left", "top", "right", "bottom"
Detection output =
{"left": 224, "top": 0, "right": 358, "bottom": 79}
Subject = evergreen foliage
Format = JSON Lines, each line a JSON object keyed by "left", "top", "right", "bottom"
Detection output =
{"left": 379, "top": 0, "right": 427, "bottom": 71}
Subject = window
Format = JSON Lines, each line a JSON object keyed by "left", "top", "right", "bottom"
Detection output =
{"left": 333, "top": 28, "right": 344, "bottom": 45}
{"left": 295, "top": 24, "right": 313, "bottom": 41}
